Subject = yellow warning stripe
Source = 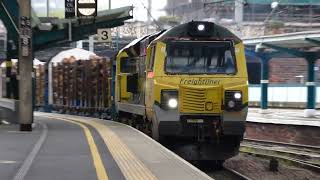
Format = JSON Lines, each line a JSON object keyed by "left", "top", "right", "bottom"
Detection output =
{"left": 43, "top": 114, "right": 157, "bottom": 180}
{"left": 53, "top": 118, "right": 109, "bottom": 180}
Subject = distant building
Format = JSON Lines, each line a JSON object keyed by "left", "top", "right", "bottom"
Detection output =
{"left": 165, "top": 0, "right": 320, "bottom": 24}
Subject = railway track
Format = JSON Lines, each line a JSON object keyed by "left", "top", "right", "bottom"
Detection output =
{"left": 240, "top": 138, "right": 320, "bottom": 173}
{"left": 207, "top": 166, "right": 251, "bottom": 180}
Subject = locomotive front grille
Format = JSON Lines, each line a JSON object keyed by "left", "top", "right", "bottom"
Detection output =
{"left": 179, "top": 86, "right": 222, "bottom": 113}
{"left": 180, "top": 87, "right": 206, "bottom": 112}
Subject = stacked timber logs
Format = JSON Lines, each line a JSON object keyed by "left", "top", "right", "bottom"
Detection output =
{"left": 34, "top": 55, "right": 111, "bottom": 117}
{"left": 34, "top": 64, "right": 46, "bottom": 107}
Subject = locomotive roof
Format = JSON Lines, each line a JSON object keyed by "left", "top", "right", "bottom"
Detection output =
{"left": 117, "top": 21, "right": 241, "bottom": 58}
{"left": 155, "top": 21, "right": 241, "bottom": 44}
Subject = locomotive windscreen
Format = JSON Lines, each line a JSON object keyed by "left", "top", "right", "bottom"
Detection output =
{"left": 165, "top": 41, "right": 236, "bottom": 74}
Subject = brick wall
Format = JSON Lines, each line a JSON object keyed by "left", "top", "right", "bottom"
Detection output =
{"left": 268, "top": 58, "right": 320, "bottom": 83}
{"left": 245, "top": 122, "right": 320, "bottom": 146}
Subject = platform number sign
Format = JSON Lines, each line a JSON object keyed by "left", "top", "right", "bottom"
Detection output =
{"left": 77, "top": 0, "right": 97, "bottom": 18}
{"left": 97, "top": 29, "right": 112, "bottom": 42}
{"left": 65, "top": 0, "right": 76, "bottom": 18}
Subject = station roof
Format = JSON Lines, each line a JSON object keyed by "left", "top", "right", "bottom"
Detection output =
{"left": 243, "top": 30, "right": 320, "bottom": 49}
{"left": 208, "top": 0, "right": 320, "bottom": 5}
{"left": 246, "top": 0, "right": 320, "bottom": 5}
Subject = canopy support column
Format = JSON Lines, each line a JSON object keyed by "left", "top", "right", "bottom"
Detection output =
{"left": 262, "top": 43, "right": 318, "bottom": 117}
{"left": 44, "top": 62, "right": 52, "bottom": 112}
{"left": 260, "top": 57, "right": 270, "bottom": 112}
{"left": 304, "top": 57, "right": 317, "bottom": 117}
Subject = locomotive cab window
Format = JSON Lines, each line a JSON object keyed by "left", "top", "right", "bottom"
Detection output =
{"left": 148, "top": 46, "right": 156, "bottom": 71}
{"left": 165, "top": 42, "right": 236, "bottom": 74}
{"left": 120, "top": 57, "right": 137, "bottom": 73}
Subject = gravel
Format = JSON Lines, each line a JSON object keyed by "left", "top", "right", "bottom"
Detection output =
{"left": 224, "top": 153, "right": 320, "bottom": 180}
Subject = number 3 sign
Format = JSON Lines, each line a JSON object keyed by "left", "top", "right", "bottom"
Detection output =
{"left": 97, "top": 29, "right": 112, "bottom": 42}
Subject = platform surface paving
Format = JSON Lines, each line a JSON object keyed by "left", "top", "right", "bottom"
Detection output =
{"left": 0, "top": 112, "right": 212, "bottom": 180}
{"left": 247, "top": 108, "right": 320, "bottom": 127}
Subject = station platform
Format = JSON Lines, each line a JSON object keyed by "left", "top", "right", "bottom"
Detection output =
{"left": 0, "top": 112, "right": 212, "bottom": 180}
{"left": 247, "top": 108, "right": 320, "bottom": 127}
{"left": 245, "top": 108, "right": 320, "bottom": 146}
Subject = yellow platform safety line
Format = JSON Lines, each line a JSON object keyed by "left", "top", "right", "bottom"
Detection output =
{"left": 42, "top": 114, "right": 158, "bottom": 180}
{"left": 53, "top": 118, "right": 109, "bottom": 180}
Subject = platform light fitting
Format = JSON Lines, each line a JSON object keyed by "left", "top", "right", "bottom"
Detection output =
{"left": 78, "top": 9, "right": 96, "bottom": 16}
{"left": 129, "top": 9, "right": 133, "bottom": 17}
{"left": 77, "top": 0, "right": 97, "bottom": 16}
{"left": 271, "top": 2, "right": 279, "bottom": 9}
{"left": 168, "top": 98, "right": 178, "bottom": 108}
{"left": 197, "top": 24, "right": 205, "bottom": 31}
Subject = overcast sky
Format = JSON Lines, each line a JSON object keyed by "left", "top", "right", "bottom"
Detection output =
{"left": 31, "top": 0, "right": 167, "bottom": 21}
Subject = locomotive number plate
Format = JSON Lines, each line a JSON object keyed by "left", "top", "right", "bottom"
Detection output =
{"left": 187, "top": 119, "right": 204, "bottom": 123}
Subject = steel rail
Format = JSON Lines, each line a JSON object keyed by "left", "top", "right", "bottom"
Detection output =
{"left": 240, "top": 139, "right": 320, "bottom": 173}
{"left": 243, "top": 138, "right": 320, "bottom": 152}
{"left": 223, "top": 166, "right": 252, "bottom": 180}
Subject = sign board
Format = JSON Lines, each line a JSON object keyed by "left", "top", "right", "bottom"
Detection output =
{"left": 20, "top": 16, "right": 32, "bottom": 57}
{"left": 65, "top": 0, "right": 76, "bottom": 18}
{"left": 77, "top": 0, "right": 97, "bottom": 18}
{"left": 97, "top": 29, "right": 112, "bottom": 42}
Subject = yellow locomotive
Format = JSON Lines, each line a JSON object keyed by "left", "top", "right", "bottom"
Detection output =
{"left": 113, "top": 21, "right": 248, "bottom": 162}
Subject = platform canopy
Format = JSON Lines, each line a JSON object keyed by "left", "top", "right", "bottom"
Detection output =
{"left": 243, "top": 30, "right": 319, "bottom": 117}
{"left": 243, "top": 30, "right": 320, "bottom": 49}
{"left": 245, "top": 0, "right": 320, "bottom": 5}
{"left": 206, "top": 0, "right": 320, "bottom": 5}
{"left": 0, "top": 0, "right": 133, "bottom": 58}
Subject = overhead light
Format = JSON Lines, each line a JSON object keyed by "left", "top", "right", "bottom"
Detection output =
{"left": 129, "top": 9, "right": 133, "bottom": 17}
{"left": 197, "top": 24, "right": 205, "bottom": 31}
{"left": 271, "top": 2, "right": 279, "bottom": 9}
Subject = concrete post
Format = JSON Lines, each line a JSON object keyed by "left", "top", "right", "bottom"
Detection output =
{"left": 260, "top": 58, "right": 270, "bottom": 113}
{"left": 304, "top": 58, "right": 317, "bottom": 117}
{"left": 5, "top": 59, "right": 12, "bottom": 98}
{"left": 44, "top": 62, "right": 51, "bottom": 112}
{"left": 19, "top": 0, "right": 33, "bottom": 131}
{"left": 234, "top": 0, "right": 243, "bottom": 36}
{"left": 89, "top": 36, "right": 94, "bottom": 52}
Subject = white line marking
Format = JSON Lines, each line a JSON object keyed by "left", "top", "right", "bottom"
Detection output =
{"left": 7, "top": 131, "right": 33, "bottom": 134}
{"left": 0, "top": 160, "right": 17, "bottom": 164}
{"left": 13, "top": 122, "right": 48, "bottom": 180}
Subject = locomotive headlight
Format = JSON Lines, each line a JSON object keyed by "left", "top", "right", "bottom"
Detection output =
{"left": 234, "top": 92, "right": 242, "bottom": 99}
{"left": 168, "top": 98, "right": 178, "bottom": 108}
{"left": 161, "top": 90, "right": 178, "bottom": 110}
{"left": 225, "top": 91, "right": 243, "bottom": 111}
{"left": 228, "top": 100, "right": 236, "bottom": 108}
{"left": 197, "top": 24, "right": 205, "bottom": 31}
